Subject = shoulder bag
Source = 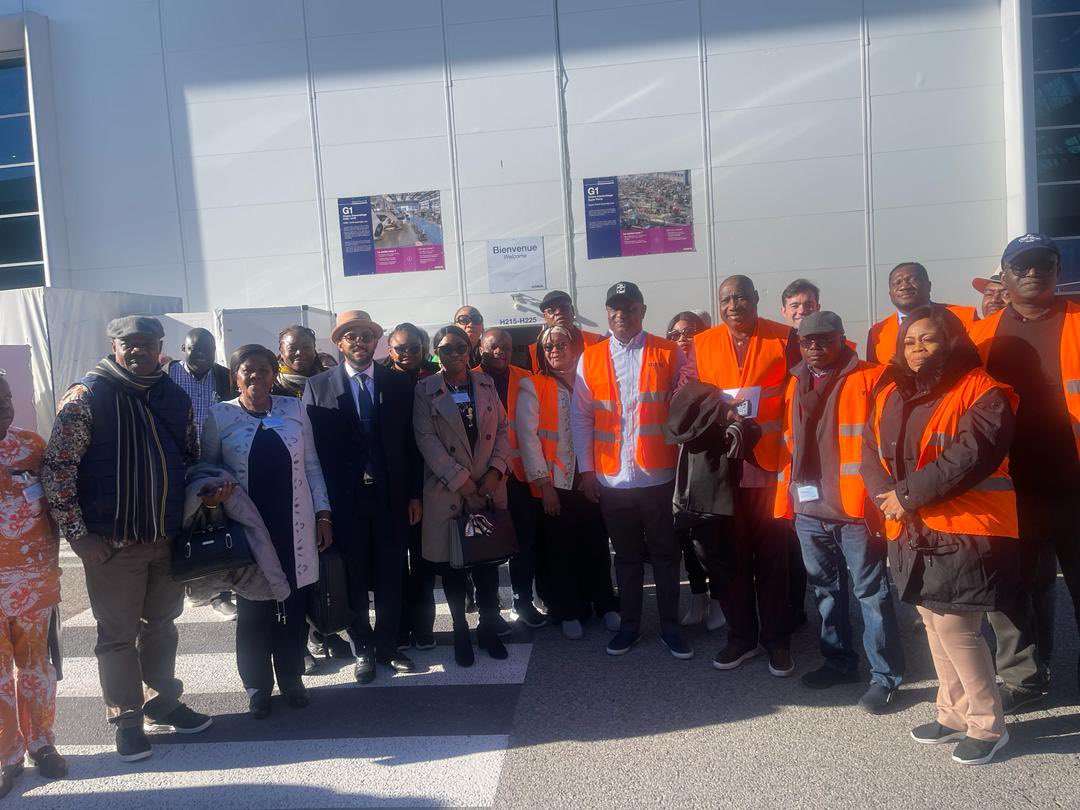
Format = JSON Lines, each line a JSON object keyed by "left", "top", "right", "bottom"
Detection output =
{"left": 449, "top": 501, "right": 519, "bottom": 569}
{"left": 171, "top": 505, "right": 254, "bottom": 583}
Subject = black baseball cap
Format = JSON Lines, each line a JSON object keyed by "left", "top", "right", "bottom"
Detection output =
{"left": 540, "top": 290, "right": 573, "bottom": 311}
{"left": 1001, "top": 233, "right": 1059, "bottom": 269}
{"left": 797, "top": 310, "right": 844, "bottom": 337}
{"left": 605, "top": 281, "right": 644, "bottom": 307}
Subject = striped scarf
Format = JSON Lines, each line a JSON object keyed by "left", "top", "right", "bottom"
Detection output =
{"left": 87, "top": 357, "right": 170, "bottom": 542}
{"left": 276, "top": 360, "right": 324, "bottom": 398}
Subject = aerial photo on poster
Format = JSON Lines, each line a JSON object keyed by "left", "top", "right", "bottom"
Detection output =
{"left": 583, "top": 170, "right": 694, "bottom": 260}
{"left": 338, "top": 189, "right": 445, "bottom": 276}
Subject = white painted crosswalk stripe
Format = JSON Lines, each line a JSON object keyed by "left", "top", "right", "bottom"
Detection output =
{"left": 18, "top": 736, "right": 508, "bottom": 808}
{"left": 57, "top": 645, "right": 532, "bottom": 697}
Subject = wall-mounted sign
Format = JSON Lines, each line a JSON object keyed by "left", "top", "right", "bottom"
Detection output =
{"left": 487, "top": 236, "right": 546, "bottom": 294}
{"left": 338, "top": 190, "right": 445, "bottom": 276}
{"left": 583, "top": 170, "right": 695, "bottom": 259}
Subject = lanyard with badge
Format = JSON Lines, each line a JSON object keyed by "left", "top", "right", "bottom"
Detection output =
{"left": 10, "top": 469, "right": 46, "bottom": 514}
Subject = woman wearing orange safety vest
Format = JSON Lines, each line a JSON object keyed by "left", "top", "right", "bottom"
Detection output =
{"left": 516, "top": 325, "right": 619, "bottom": 640}
{"left": 861, "top": 305, "right": 1020, "bottom": 766}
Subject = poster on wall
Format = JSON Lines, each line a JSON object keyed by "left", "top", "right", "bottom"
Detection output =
{"left": 338, "top": 190, "right": 445, "bottom": 276}
{"left": 583, "top": 170, "right": 695, "bottom": 260}
{"left": 487, "top": 237, "right": 546, "bottom": 294}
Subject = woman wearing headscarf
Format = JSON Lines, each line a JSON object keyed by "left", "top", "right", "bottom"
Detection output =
{"left": 413, "top": 325, "right": 511, "bottom": 667}
{"left": 381, "top": 322, "right": 439, "bottom": 383}
{"left": 862, "top": 305, "right": 1019, "bottom": 766}
{"left": 517, "top": 325, "right": 619, "bottom": 639}
{"left": 200, "top": 344, "right": 333, "bottom": 718}
{"left": 274, "top": 325, "right": 329, "bottom": 398}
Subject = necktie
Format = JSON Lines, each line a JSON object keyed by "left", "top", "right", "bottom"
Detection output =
{"left": 357, "top": 373, "right": 374, "bottom": 435}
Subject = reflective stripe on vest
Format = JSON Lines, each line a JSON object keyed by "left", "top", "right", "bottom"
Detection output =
{"left": 527, "top": 374, "right": 567, "bottom": 497}
{"left": 693, "top": 317, "right": 790, "bottom": 473}
{"left": 580, "top": 334, "right": 678, "bottom": 476}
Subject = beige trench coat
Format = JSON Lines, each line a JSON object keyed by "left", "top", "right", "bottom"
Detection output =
{"left": 413, "top": 370, "right": 510, "bottom": 563}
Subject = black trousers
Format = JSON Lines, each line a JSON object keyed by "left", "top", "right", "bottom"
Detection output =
{"left": 507, "top": 477, "right": 540, "bottom": 607}
{"left": 398, "top": 520, "right": 436, "bottom": 643}
{"left": 346, "top": 485, "right": 407, "bottom": 659}
{"left": 437, "top": 561, "right": 502, "bottom": 629}
{"left": 678, "top": 527, "right": 719, "bottom": 599}
{"left": 236, "top": 590, "right": 307, "bottom": 693}
{"left": 598, "top": 481, "right": 681, "bottom": 637}
{"left": 542, "top": 487, "right": 618, "bottom": 622}
{"left": 989, "top": 492, "right": 1080, "bottom": 689}
{"left": 700, "top": 485, "right": 791, "bottom": 649}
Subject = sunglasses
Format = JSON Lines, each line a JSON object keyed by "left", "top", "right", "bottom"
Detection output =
{"left": 668, "top": 328, "right": 696, "bottom": 340}
{"left": 341, "top": 331, "right": 377, "bottom": 344}
{"left": 437, "top": 343, "right": 470, "bottom": 356}
{"left": 1003, "top": 256, "right": 1058, "bottom": 276}
{"left": 543, "top": 342, "right": 571, "bottom": 353}
{"left": 455, "top": 315, "right": 483, "bottom": 326}
{"left": 390, "top": 343, "right": 421, "bottom": 355}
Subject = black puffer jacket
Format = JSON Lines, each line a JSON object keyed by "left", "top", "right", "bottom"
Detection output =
{"left": 861, "top": 342, "right": 1019, "bottom": 613}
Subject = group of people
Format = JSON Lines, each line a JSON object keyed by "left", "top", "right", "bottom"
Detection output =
{"left": 0, "top": 232, "right": 1076, "bottom": 795}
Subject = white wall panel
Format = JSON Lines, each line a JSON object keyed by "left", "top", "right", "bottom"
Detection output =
{"left": 713, "top": 211, "right": 867, "bottom": 273}
{"left": 563, "top": 58, "right": 700, "bottom": 124}
{"left": 68, "top": 265, "right": 188, "bottom": 301}
{"left": 452, "top": 72, "right": 557, "bottom": 134}
{"left": 446, "top": 0, "right": 550, "bottom": 25}
{"left": 180, "top": 94, "right": 312, "bottom": 156}
{"left": 166, "top": 39, "right": 310, "bottom": 103}
{"left": 304, "top": 0, "right": 442, "bottom": 37}
{"left": 712, "top": 156, "right": 864, "bottom": 221}
{"left": 177, "top": 149, "right": 317, "bottom": 211}
{"left": 704, "top": 0, "right": 860, "bottom": 54}
{"left": 873, "top": 199, "right": 1006, "bottom": 265}
{"left": 161, "top": 0, "right": 303, "bottom": 51}
{"left": 320, "top": 140, "right": 452, "bottom": 195}
{"left": 872, "top": 143, "right": 1005, "bottom": 210}
{"left": 26, "top": 0, "right": 162, "bottom": 57}
{"left": 559, "top": 0, "right": 698, "bottom": 69}
{"left": 706, "top": 41, "right": 860, "bottom": 111}
{"left": 710, "top": 98, "right": 862, "bottom": 166}
{"left": 309, "top": 27, "right": 444, "bottom": 92}
{"left": 864, "top": 0, "right": 999, "bottom": 39}
{"left": 869, "top": 26, "right": 1003, "bottom": 96}
{"left": 569, "top": 114, "right": 702, "bottom": 177}
{"left": 457, "top": 182, "right": 565, "bottom": 241}
{"left": 182, "top": 201, "right": 321, "bottom": 263}
{"left": 317, "top": 84, "right": 448, "bottom": 145}
{"left": 871, "top": 85, "right": 1004, "bottom": 153}
{"left": 446, "top": 16, "right": 555, "bottom": 80}
{"left": 195, "top": 253, "right": 325, "bottom": 309}
{"left": 456, "top": 127, "right": 562, "bottom": 188}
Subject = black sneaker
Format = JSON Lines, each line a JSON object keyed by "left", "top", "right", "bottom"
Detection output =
{"left": 326, "top": 633, "right": 355, "bottom": 659}
{"left": 952, "top": 730, "right": 1009, "bottom": 765}
{"left": 1000, "top": 685, "right": 1045, "bottom": 715}
{"left": 510, "top": 601, "right": 547, "bottom": 628}
{"left": 249, "top": 691, "right": 272, "bottom": 720}
{"left": 858, "top": 683, "right": 897, "bottom": 714}
{"left": 801, "top": 664, "right": 860, "bottom": 689}
{"left": 605, "top": 631, "right": 641, "bottom": 656}
{"left": 767, "top": 646, "right": 796, "bottom": 678}
{"left": 116, "top": 725, "right": 152, "bottom": 762}
{"left": 285, "top": 684, "right": 310, "bottom": 709}
{"left": 28, "top": 745, "right": 68, "bottom": 779}
{"left": 713, "top": 643, "right": 760, "bottom": 671}
{"left": 144, "top": 704, "right": 212, "bottom": 735}
{"left": 910, "top": 721, "right": 966, "bottom": 745}
{"left": 0, "top": 761, "right": 22, "bottom": 797}
{"left": 660, "top": 633, "right": 694, "bottom": 660}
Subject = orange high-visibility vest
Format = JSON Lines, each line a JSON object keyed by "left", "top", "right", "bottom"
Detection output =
{"left": 968, "top": 301, "right": 1080, "bottom": 463}
{"left": 871, "top": 368, "right": 1019, "bottom": 540}
{"left": 525, "top": 373, "right": 567, "bottom": 497}
{"left": 529, "top": 329, "right": 603, "bottom": 371}
{"left": 774, "top": 362, "right": 885, "bottom": 519}
{"left": 580, "top": 334, "right": 678, "bottom": 476}
{"left": 693, "top": 317, "right": 790, "bottom": 473}
{"left": 866, "top": 305, "right": 978, "bottom": 365}
{"left": 474, "top": 364, "right": 532, "bottom": 482}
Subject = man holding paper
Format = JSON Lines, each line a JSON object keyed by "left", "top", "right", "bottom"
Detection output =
{"left": 691, "top": 276, "right": 798, "bottom": 676}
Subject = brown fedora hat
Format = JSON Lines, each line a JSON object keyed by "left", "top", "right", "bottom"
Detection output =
{"left": 331, "top": 309, "right": 384, "bottom": 343}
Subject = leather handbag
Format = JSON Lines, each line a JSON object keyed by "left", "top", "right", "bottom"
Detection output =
{"left": 449, "top": 503, "right": 519, "bottom": 569}
{"left": 170, "top": 506, "right": 254, "bottom": 583}
{"left": 306, "top": 546, "right": 354, "bottom": 635}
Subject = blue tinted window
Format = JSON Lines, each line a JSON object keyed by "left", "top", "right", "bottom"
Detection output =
{"left": 1033, "top": 16, "right": 1080, "bottom": 71}
{"left": 0, "top": 263, "right": 44, "bottom": 290}
{"left": 1058, "top": 238, "right": 1080, "bottom": 284}
{"left": 0, "top": 116, "right": 32, "bottom": 166}
{"left": 1033, "top": 1, "right": 1080, "bottom": 13}
{"left": 1038, "top": 184, "right": 1080, "bottom": 236}
{"left": 0, "top": 59, "right": 27, "bottom": 117}
{"left": 1037, "top": 127, "right": 1080, "bottom": 182}
{"left": 0, "top": 165, "right": 37, "bottom": 215}
{"left": 1035, "top": 73, "right": 1080, "bottom": 127}
{"left": 0, "top": 215, "right": 41, "bottom": 264}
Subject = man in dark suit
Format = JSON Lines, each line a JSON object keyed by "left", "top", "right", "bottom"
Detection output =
{"left": 304, "top": 310, "right": 423, "bottom": 682}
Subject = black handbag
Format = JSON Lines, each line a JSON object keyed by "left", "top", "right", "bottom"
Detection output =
{"left": 449, "top": 503, "right": 519, "bottom": 569}
{"left": 306, "top": 546, "right": 354, "bottom": 635}
{"left": 170, "top": 506, "right": 254, "bottom": 583}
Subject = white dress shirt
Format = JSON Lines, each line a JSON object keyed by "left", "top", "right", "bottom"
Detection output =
{"left": 344, "top": 360, "right": 377, "bottom": 417}
{"left": 570, "top": 330, "right": 682, "bottom": 489}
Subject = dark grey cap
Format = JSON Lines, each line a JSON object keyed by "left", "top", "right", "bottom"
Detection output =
{"left": 797, "top": 310, "right": 844, "bottom": 337}
{"left": 540, "top": 289, "right": 572, "bottom": 310}
{"left": 106, "top": 315, "right": 165, "bottom": 340}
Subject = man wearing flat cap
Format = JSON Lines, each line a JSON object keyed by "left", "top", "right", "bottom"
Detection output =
{"left": 42, "top": 315, "right": 221, "bottom": 763}
{"left": 304, "top": 310, "right": 423, "bottom": 682}
{"left": 775, "top": 311, "right": 904, "bottom": 713}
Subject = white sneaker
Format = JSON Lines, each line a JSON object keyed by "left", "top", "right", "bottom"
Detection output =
{"left": 680, "top": 593, "right": 708, "bottom": 626}
{"left": 561, "top": 619, "right": 584, "bottom": 640}
{"left": 705, "top": 599, "right": 727, "bottom": 631}
{"left": 603, "top": 611, "right": 621, "bottom": 632}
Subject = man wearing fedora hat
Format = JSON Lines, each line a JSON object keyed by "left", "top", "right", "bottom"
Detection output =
{"left": 303, "top": 310, "right": 423, "bottom": 682}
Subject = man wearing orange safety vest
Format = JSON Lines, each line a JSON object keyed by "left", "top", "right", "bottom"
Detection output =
{"left": 865, "top": 262, "right": 977, "bottom": 365}
{"left": 571, "top": 281, "right": 690, "bottom": 660}
{"left": 476, "top": 328, "right": 546, "bottom": 629}
{"left": 774, "top": 311, "right": 904, "bottom": 713}
{"left": 688, "top": 275, "right": 800, "bottom": 677}
{"left": 969, "top": 234, "right": 1080, "bottom": 711}
{"left": 528, "top": 290, "right": 605, "bottom": 371}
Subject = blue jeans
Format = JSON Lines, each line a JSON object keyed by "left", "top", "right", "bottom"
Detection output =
{"left": 794, "top": 514, "right": 905, "bottom": 689}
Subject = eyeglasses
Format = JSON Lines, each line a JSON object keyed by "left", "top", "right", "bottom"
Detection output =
{"left": 542, "top": 303, "right": 573, "bottom": 316}
{"left": 668, "top": 328, "right": 696, "bottom": 340}
{"left": 341, "top": 331, "right": 377, "bottom": 344}
{"left": 455, "top": 315, "right": 483, "bottom": 326}
{"left": 437, "top": 343, "right": 470, "bottom": 357}
{"left": 798, "top": 335, "right": 840, "bottom": 350}
{"left": 1003, "top": 256, "right": 1058, "bottom": 276}
{"left": 390, "top": 343, "right": 421, "bottom": 356}
{"left": 543, "top": 342, "right": 570, "bottom": 353}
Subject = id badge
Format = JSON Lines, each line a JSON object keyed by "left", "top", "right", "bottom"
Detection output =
{"left": 796, "top": 484, "right": 820, "bottom": 504}
{"left": 261, "top": 416, "right": 285, "bottom": 430}
{"left": 23, "top": 481, "right": 45, "bottom": 504}
{"left": 451, "top": 391, "right": 471, "bottom": 405}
